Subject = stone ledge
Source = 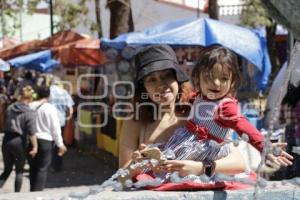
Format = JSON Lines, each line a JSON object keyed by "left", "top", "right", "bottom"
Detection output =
{"left": 0, "top": 182, "right": 299, "bottom": 200}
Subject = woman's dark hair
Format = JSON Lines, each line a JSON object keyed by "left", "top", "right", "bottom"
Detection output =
{"left": 191, "top": 45, "right": 242, "bottom": 96}
{"left": 132, "top": 70, "right": 193, "bottom": 124}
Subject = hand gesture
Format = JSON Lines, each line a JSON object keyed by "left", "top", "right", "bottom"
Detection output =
{"left": 266, "top": 142, "right": 293, "bottom": 167}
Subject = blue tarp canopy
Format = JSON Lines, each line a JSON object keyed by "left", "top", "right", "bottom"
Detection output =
{"left": 0, "top": 59, "right": 10, "bottom": 71}
{"left": 101, "top": 18, "right": 271, "bottom": 90}
{"left": 8, "top": 50, "right": 59, "bottom": 72}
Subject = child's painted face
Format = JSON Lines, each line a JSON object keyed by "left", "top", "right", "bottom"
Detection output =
{"left": 199, "top": 64, "right": 232, "bottom": 100}
{"left": 143, "top": 69, "right": 179, "bottom": 105}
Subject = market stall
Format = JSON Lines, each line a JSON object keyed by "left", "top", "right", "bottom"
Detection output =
{"left": 1, "top": 31, "right": 107, "bottom": 148}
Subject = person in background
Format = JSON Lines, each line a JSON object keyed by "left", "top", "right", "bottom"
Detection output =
{"left": 278, "top": 85, "right": 299, "bottom": 178}
{"left": 0, "top": 85, "right": 38, "bottom": 192}
{"left": 7, "top": 77, "right": 22, "bottom": 102}
{"left": 295, "top": 90, "right": 300, "bottom": 146}
{"left": 0, "top": 85, "right": 9, "bottom": 132}
{"left": 19, "top": 70, "right": 36, "bottom": 91}
{"left": 49, "top": 76, "right": 74, "bottom": 172}
{"left": 294, "top": 87, "right": 300, "bottom": 177}
{"left": 29, "top": 86, "right": 67, "bottom": 191}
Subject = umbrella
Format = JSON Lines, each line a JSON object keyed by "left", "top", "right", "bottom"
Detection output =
{"left": 8, "top": 50, "right": 59, "bottom": 72}
{"left": 0, "top": 59, "right": 10, "bottom": 71}
{"left": 101, "top": 18, "right": 271, "bottom": 90}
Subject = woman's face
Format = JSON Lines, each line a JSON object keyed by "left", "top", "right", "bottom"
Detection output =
{"left": 199, "top": 64, "right": 232, "bottom": 100}
{"left": 143, "top": 69, "right": 179, "bottom": 106}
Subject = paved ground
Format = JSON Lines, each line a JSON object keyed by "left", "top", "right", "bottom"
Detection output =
{"left": 0, "top": 133, "right": 117, "bottom": 194}
{"left": 1, "top": 134, "right": 300, "bottom": 200}
{"left": 1, "top": 181, "right": 300, "bottom": 200}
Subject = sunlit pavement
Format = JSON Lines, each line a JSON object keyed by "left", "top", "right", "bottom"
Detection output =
{"left": 0, "top": 133, "right": 116, "bottom": 197}
{"left": 1, "top": 134, "right": 300, "bottom": 200}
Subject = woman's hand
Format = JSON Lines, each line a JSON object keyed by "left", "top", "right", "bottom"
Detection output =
{"left": 131, "top": 143, "right": 147, "bottom": 160}
{"left": 266, "top": 142, "right": 293, "bottom": 167}
{"left": 160, "top": 160, "right": 203, "bottom": 177}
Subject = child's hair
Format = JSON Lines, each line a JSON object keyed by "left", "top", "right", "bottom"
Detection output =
{"left": 191, "top": 45, "right": 242, "bottom": 96}
{"left": 19, "top": 85, "right": 34, "bottom": 101}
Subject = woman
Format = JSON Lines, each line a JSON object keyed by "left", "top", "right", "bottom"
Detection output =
{"left": 120, "top": 45, "right": 292, "bottom": 184}
{"left": 29, "top": 86, "right": 67, "bottom": 191}
{"left": 119, "top": 44, "right": 247, "bottom": 178}
{"left": 0, "top": 85, "right": 38, "bottom": 192}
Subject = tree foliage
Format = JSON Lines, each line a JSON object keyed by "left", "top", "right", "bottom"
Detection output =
{"left": 240, "top": 0, "right": 280, "bottom": 82}
{"left": 0, "top": 0, "right": 24, "bottom": 36}
{"left": 53, "top": 0, "right": 89, "bottom": 31}
{"left": 240, "top": 0, "right": 273, "bottom": 27}
{"left": 1, "top": 0, "right": 102, "bottom": 37}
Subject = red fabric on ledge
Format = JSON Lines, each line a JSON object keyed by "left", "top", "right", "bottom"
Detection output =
{"left": 135, "top": 172, "right": 256, "bottom": 191}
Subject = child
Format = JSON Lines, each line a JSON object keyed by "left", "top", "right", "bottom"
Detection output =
{"left": 158, "top": 45, "right": 264, "bottom": 165}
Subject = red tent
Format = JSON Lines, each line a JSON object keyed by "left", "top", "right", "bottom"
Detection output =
{"left": 53, "top": 38, "right": 106, "bottom": 66}
{"left": 0, "top": 30, "right": 85, "bottom": 60}
{"left": 0, "top": 39, "right": 43, "bottom": 60}
{"left": 0, "top": 30, "right": 106, "bottom": 66}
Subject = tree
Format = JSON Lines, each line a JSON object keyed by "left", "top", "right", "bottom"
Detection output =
{"left": 261, "top": 0, "right": 300, "bottom": 41}
{"left": 93, "top": 0, "right": 103, "bottom": 38}
{"left": 0, "top": 0, "right": 24, "bottom": 37}
{"left": 107, "top": 0, "right": 134, "bottom": 39}
{"left": 240, "top": 0, "right": 279, "bottom": 81}
{"left": 208, "top": 0, "right": 219, "bottom": 19}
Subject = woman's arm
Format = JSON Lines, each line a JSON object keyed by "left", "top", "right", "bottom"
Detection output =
{"left": 28, "top": 135, "right": 38, "bottom": 158}
{"left": 214, "top": 144, "right": 246, "bottom": 175}
{"left": 162, "top": 144, "right": 246, "bottom": 177}
{"left": 118, "top": 119, "right": 141, "bottom": 168}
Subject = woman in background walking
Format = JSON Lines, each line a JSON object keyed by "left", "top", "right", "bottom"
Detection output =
{"left": 0, "top": 85, "right": 38, "bottom": 192}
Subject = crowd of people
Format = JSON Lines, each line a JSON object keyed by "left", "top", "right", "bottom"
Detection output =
{"left": 0, "top": 71, "right": 73, "bottom": 192}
